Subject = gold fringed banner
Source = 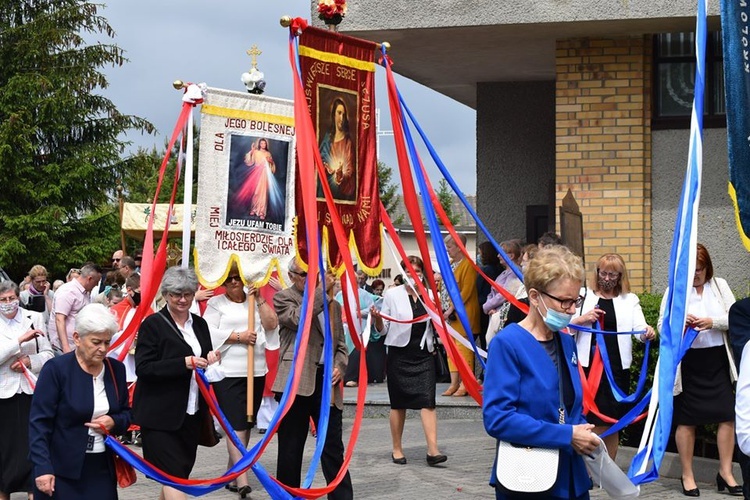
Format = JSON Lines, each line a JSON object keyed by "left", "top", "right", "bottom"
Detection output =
{"left": 194, "top": 88, "right": 297, "bottom": 288}
{"left": 296, "top": 27, "right": 382, "bottom": 274}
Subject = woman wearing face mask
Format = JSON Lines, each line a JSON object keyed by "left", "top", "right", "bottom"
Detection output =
{"left": 371, "top": 256, "right": 447, "bottom": 467}
{"left": 657, "top": 243, "right": 741, "bottom": 496}
{"left": 0, "top": 281, "right": 53, "bottom": 500}
{"left": 483, "top": 246, "right": 600, "bottom": 499}
{"left": 570, "top": 254, "right": 656, "bottom": 460}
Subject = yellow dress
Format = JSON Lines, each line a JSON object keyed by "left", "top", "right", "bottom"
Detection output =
{"left": 447, "top": 257, "right": 480, "bottom": 372}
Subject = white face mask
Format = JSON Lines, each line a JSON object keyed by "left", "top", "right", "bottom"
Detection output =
{"left": 0, "top": 299, "right": 19, "bottom": 316}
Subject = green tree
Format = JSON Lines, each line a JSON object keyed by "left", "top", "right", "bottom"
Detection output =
{"left": 436, "top": 179, "right": 460, "bottom": 226}
{"left": 118, "top": 123, "right": 200, "bottom": 206}
{"left": 0, "top": 1, "right": 153, "bottom": 279}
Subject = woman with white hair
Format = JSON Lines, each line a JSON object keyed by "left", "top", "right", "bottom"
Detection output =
{"left": 29, "top": 303, "right": 130, "bottom": 499}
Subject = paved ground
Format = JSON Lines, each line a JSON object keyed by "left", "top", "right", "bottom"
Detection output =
{"left": 111, "top": 417, "right": 738, "bottom": 499}
{"left": 14, "top": 383, "right": 745, "bottom": 498}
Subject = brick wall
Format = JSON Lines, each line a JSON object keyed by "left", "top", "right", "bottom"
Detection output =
{"left": 555, "top": 37, "right": 652, "bottom": 291}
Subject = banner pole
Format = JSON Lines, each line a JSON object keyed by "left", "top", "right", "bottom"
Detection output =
{"left": 247, "top": 290, "right": 256, "bottom": 423}
{"left": 181, "top": 109, "right": 194, "bottom": 268}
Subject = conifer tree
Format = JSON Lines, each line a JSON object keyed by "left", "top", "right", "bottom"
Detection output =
{"left": 0, "top": 1, "right": 152, "bottom": 278}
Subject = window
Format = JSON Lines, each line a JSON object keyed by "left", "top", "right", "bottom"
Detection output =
{"left": 653, "top": 32, "right": 725, "bottom": 128}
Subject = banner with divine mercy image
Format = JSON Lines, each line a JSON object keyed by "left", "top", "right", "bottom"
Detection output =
{"left": 194, "top": 88, "right": 296, "bottom": 287}
{"left": 295, "top": 26, "right": 382, "bottom": 274}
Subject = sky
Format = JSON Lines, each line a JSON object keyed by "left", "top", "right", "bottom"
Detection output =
{"left": 97, "top": 0, "right": 477, "bottom": 196}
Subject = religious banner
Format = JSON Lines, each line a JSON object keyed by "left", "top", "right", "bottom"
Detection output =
{"left": 296, "top": 26, "right": 382, "bottom": 273}
{"left": 194, "top": 88, "right": 296, "bottom": 287}
{"left": 721, "top": 0, "right": 750, "bottom": 252}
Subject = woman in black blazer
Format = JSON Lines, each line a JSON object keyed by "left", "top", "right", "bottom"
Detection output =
{"left": 133, "top": 266, "right": 219, "bottom": 500}
{"left": 29, "top": 303, "right": 130, "bottom": 499}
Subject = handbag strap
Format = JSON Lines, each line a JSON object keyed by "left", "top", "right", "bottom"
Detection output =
{"left": 157, "top": 310, "right": 186, "bottom": 341}
{"left": 555, "top": 333, "right": 566, "bottom": 424}
{"left": 105, "top": 357, "right": 118, "bottom": 402}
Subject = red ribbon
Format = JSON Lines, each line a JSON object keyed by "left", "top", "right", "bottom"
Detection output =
{"left": 578, "top": 346, "right": 647, "bottom": 425}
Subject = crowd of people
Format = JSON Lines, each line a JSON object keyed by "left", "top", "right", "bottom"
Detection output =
{"left": 3, "top": 236, "right": 750, "bottom": 499}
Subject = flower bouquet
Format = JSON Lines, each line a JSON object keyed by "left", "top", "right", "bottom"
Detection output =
{"left": 317, "top": 0, "right": 346, "bottom": 26}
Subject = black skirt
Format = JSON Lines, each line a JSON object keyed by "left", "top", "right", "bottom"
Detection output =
{"left": 386, "top": 298, "right": 436, "bottom": 410}
{"left": 213, "top": 375, "right": 265, "bottom": 430}
{"left": 33, "top": 452, "right": 117, "bottom": 499}
{"left": 0, "top": 393, "right": 33, "bottom": 493}
{"left": 674, "top": 345, "right": 735, "bottom": 425}
{"left": 141, "top": 412, "right": 202, "bottom": 478}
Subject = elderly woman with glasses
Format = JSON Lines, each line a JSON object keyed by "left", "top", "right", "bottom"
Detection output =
{"left": 570, "top": 254, "right": 656, "bottom": 460}
{"left": 203, "top": 264, "right": 279, "bottom": 498}
{"left": 133, "top": 267, "right": 221, "bottom": 500}
{"left": 0, "top": 281, "right": 53, "bottom": 500}
{"left": 483, "top": 246, "right": 600, "bottom": 499}
{"left": 29, "top": 303, "right": 129, "bottom": 500}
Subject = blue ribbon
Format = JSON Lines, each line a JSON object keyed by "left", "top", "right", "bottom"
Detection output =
{"left": 396, "top": 93, "right": 523, "bottom": 282}
{"left": 392, "top": 87, "right": 485, "bottom": 368}
{"left": 595, "top": 334, "right": 651, "bottom": 404}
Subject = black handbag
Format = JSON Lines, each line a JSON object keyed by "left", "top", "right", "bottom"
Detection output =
{"left": 433, "top": 342, "right": 450, "bottom": 383}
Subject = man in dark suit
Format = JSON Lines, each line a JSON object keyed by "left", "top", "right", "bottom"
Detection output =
{"left": 272, "top": 260, "right": 352, "bottom": 500}
{"left": 729, "top": 296, "right": 750, "bottom": 499}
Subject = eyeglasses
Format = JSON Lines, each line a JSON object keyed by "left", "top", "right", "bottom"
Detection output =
{"left": 289, "top": 270, "right": 307, "bottom": 278}
{"left": 167, "top": 292, "right": 195, "bottom": 301}
{"left": 68, "top": 268, "right": 80, "bottom": 275}
{"left": 597, "top": 270, "right": 620, "bottom": 280}
{"left": 111, "top": 258, "right": 121, "bottom": 263}
{"left": 0, "top": 296, "right": 18, "bottom": 303}
{"left": 225, "top": 275, "right": 243, "bottom": 283}
{"left": 540, "top": 290, "right": 584, "bottom": 309}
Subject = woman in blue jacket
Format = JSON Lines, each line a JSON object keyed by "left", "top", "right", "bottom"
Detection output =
{"left": 29, "top": 303, "right": 130, "bottom": 499}
{"left": 483, "top": 245, "right": 600, "bottom": 499}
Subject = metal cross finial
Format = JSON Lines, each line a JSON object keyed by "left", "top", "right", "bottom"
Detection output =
{"left": 247, "top": 45, "right": 262, "bottom": 69}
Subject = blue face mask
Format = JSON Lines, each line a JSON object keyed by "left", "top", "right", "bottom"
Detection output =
{"left": 537, "top": 296, "right": 573, "bottom": 331}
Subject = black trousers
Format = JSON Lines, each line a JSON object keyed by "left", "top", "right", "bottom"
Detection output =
{"left": 275, "top": 368, "right": 353, "bottom": 500}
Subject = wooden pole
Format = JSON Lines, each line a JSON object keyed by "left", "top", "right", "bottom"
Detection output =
{"left": 246, "top": 292, "right": 256, "bottom": 423}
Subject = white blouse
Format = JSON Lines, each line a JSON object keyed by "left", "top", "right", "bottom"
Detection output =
{"left": 203, "top": 295, "right": 279, "bottom": 378}
{"left": 87, "top": 365, "right": 109, "bottom": 453}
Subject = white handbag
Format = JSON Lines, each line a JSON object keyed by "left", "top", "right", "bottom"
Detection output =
{"left": 495, "top": 441, "right": 559, "bottom": 494}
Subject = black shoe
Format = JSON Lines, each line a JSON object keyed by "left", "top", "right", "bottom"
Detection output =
{"left": 391, "top": 453, "right": 407, "bottom": 465}
{"left": 717, "top": 472, "right": 743, "bottom": 496}
{"left": 426, "top": 454, "right": 447, "bottom": 466}
{"left": 225, "top": 483, "right": 239, "bottom": 493}
{"left": 238, "top": 485, "right": 252, "bottom": 498}
{"left": 681, "top": 478, "right": 700, "bottom": 497}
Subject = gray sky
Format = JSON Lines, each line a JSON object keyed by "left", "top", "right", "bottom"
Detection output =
{"left": 99, "top": 0, "right": 477, "bottom": 195}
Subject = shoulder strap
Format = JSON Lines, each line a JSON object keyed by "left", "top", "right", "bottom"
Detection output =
{"left": 105, "top": 357, "right": 118, "bottom": 401}
{"left": 157, "top": 310, "right": 184, "bottom": 340}
{"left": 555, "top": 333, "right": 566, "bottom": 424}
